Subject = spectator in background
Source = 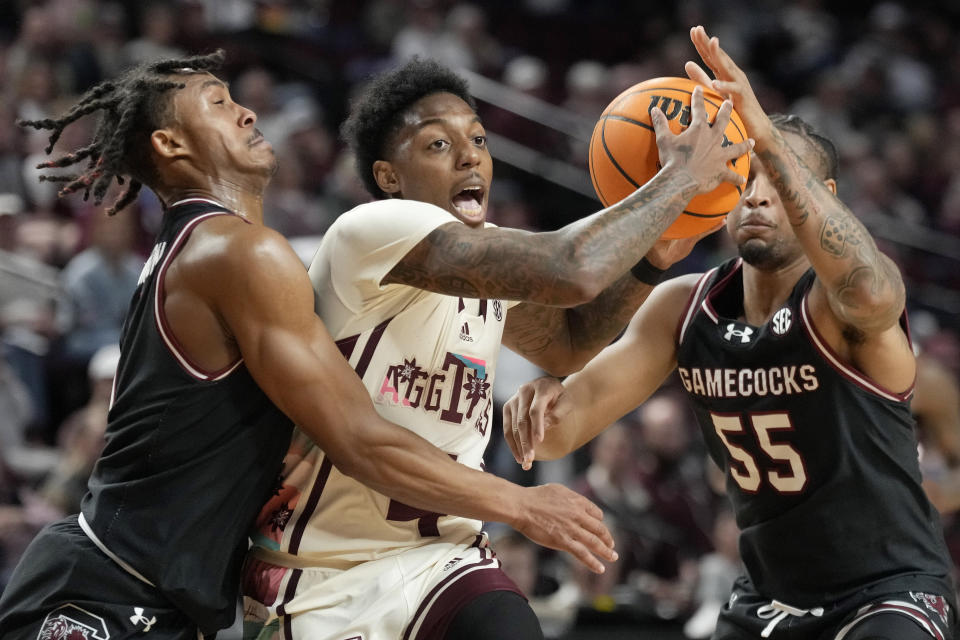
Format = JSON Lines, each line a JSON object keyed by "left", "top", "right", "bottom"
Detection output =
{"left": 37, "top": 343, "right": 117, "bottom": 516}
{"left": 570, "top": 421, "right": 647, "bottom": 606}
{"left": 0, "top": 102, "right": 27, "bottom": 205}
{"left": 630, "top": 394, "right": 714, "bottom": 620}
{"left": 493, "top": 529, "right": 580, "bottom": 639}
{"left": 683, "top": 507, "right": 741, "bottom": 640}
{"left": 58, "top": 206, "right": 141, "bottom": 365}
{"left": 442, "top": 4, "right": 504, "bottom": 75}
{"left": 121, "top": 1, "right": 184, "bottom": 66}
{"left": 88, "top": 2, "right": 128, "bottom": 81}
{"left": 391, "top": 0, "right": 469, "bottom": 69}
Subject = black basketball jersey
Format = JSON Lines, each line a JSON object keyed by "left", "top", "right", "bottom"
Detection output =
{"left": 80, "top": 198, "right": 293, "bottom": 634}
{"left": 675, "top": 258, "right": 954, "bottom": 607}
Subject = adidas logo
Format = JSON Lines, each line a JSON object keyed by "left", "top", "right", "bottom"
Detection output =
{"left": 459, "top": 322, "right": 474, "bottom": 342}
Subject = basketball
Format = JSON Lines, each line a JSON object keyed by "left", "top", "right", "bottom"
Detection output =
{"left": 588, "top": 76, "right": 750, "bottom": 239}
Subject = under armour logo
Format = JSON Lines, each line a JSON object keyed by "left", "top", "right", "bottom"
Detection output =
{"left": 771, "top": 308, "right": 792, "bottom": 336}
{"left": 724, "top": 323, "right": 754, "bottom": 344}
{"left": 129, "top": 608, "right": 156, "bottom": 633}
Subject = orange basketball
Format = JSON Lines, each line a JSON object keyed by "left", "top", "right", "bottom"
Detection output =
{"left": 588, "top": 76, "right": 750, "bottom": 239}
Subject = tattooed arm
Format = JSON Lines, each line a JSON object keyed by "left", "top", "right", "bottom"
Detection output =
{"left": 385, "top": 91, "right": 749, "bottom": 373}
{"left": 753, "top": 128, "right": 904, "bottom": 333}
{"left": 688, "top": 25, "right": 913, "bottom": 391}
{"left": 502, "top": 227, "right": 716, "bottom": 374}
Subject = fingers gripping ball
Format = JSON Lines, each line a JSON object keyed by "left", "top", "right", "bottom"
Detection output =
{"left": 588, "top": 76, "right": 750, "bottom": 239}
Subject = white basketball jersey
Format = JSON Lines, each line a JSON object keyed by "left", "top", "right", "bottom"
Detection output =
{"left": 250, "top": 199, "right": 515, "bottom": 567}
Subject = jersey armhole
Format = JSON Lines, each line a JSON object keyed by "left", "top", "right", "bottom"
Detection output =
{"left": 154, "top": 212, "right": 245, "bottom": 381}
{"left": 799, "top": 289, "right": 915, "bottom": 402}
{"left": 676, "top": 268, "right": 718, "bottom": 346}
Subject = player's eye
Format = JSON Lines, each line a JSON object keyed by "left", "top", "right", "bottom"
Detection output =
{"left": 473, "top": 135, "right": 486, "bottom": 147}
{"left": 430, "top": 139, "right": 449, "bottom": 150}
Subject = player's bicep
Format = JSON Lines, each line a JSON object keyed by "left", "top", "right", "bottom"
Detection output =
{"left": 212, "top": 231, "right": 372, "bottom": 441}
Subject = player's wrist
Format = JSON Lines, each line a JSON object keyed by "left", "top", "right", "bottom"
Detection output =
{"left": 631, "top": 256, "right": 666, "bottom": 285}
{"left": 502, "top": 483, "right": 533, "bottom": 530}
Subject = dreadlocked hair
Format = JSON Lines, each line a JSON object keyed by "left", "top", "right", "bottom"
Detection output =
{"left": 18, "top": 50, "right": 226, "bottom": 215}
{"left": 342, "top": 57, "right": 477, "bottom": 199}
{"left": 769, "top": 113, "right": 839, "bottom": 181}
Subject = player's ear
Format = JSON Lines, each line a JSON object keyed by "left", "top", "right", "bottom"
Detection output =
{"left": 824, "top": 178, "right": 837, "bottom": 195}
{"left": 373, "top": 160, "right": 400, "bottom": 196}
{"left": 151, "top": 128, "right": 186, "bottom": 160}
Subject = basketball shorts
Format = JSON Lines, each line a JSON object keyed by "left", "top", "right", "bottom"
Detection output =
{"left": 241, "top": 534, "right": 523, "bottom": 640}
{"left": 0, "top": 515, "right": 201, "bottom": 640}
{"left": 713, "top": 575, "right": 955, "bottom": 640}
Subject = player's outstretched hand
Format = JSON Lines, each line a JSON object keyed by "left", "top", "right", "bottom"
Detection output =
{"left": 652, "top": 84, "right": 753, "bottom": 196}
{"left": 503, "top": 375, "right": 569, "bottom": 470}
{"left": 514, "top": 482, "right": 617, "bottom": 574}
{"left": 686, "top": 25, "right": 772, "bottom": 144}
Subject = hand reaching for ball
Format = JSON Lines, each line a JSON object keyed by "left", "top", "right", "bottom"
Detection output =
{"left": 685, "top": 25, "right": 774, "bottom": 147}
{"left": 650, "top": 84, "right": 754, "bottom": 205}
{"left": 588, "top": 77, "right": 753, "bottom": 239}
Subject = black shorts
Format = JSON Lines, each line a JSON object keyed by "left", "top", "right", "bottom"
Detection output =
{"left": 0, "top": 515, "right": 199, "bottom": 640}
{"left": 713, "top": 575, "right": 955, "bottom": 640}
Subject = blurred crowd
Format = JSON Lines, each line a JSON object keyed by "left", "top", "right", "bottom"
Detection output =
{"left": 1, "top": 1, "right": 960, "bottom": 638}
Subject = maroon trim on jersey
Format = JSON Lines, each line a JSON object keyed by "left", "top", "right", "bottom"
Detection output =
{"left": 478, "top": 299, "right": 487, "bottom": 321}
{"left": 153, "top": 211, "right": 245, "bottom": 381}
{"left": 354, "top": 317, "right": 393, "bottom": 378}
{"left": 402, "top": 545, "right": 524, "bottom": 640}
{"left": 335, "top": 334, "right": 359, "bottom": 360}
{"left": 799, "top": 291, "right": 914, "bottom": 403}
{"left": 287, "top": 456, "right": 334, "bottom": 554}
{"left": 701, "top": 258, "right": 743, "bottom": 325}
{"left": 676, "top": 267, "right": 719, "bottom": 345}
{"left": 276, "top": 568, "right": 303, "bottom": 639}
{"left": 835, "top": 601, "right": 944, "bottom": 640}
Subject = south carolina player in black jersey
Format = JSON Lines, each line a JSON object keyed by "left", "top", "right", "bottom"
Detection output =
{"left": 502, "top": 26, "right": 956, "bottom": 640}
{"left": 0, "top": 51, "right": 621, "bottom": 640}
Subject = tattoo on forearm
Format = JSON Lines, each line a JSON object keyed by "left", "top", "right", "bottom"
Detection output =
{"left": 387, "top": 169, "right": 696, "bottom": 304}
{"left": 819, "top": 215, "right": 851, "bottom": 256}
{"left": 757, "top": 129, "right": 905, "bottom": 325}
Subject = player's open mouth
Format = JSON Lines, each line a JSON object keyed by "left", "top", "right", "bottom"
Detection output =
{"left": 452, "top": 186, "right": 485, "bottom": 217}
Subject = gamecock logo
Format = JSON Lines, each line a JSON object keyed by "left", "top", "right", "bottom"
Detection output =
{"left": 37, "top": 604, "right": 110, "bottom": 640}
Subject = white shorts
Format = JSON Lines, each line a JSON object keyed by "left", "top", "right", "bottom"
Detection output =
{"left": 242, "top": 534, "right": 522, "bottom": 640}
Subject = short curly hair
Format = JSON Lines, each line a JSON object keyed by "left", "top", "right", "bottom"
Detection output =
{"left": 341, "top": 57, "right": 477, "bottom": 199}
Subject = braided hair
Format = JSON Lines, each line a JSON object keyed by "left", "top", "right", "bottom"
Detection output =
{"left": 18, "top": 50, "right": 225, "bottom": 215}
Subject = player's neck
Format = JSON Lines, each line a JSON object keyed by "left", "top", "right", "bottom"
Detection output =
{"left": 740, "top": 257, "right": 809, "bottom": 325}
{"left": 164, "top": 186, "right": 265, "bottom": 224}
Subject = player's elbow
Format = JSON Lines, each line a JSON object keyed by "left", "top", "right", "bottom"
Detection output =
{"left": 550, "top": 262, "right": 604, "bottom": 306}
{"left": 840, "top": 284, "right": 905, "bottom": 333}
{"left": 538, "top": 353, "right": 591, "bottom": 378}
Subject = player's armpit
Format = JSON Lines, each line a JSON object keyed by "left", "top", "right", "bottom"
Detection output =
{"left": 805, "top": 280, "right": 915, "bottom": 395}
